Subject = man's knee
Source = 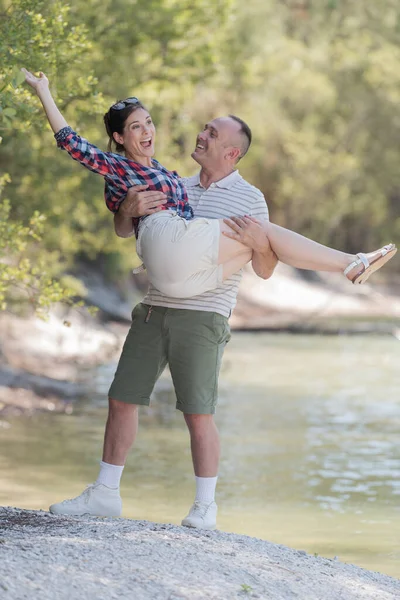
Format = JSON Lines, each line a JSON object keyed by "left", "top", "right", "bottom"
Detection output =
{"left": 184, "top": 413, "right": 215, "bottom": 433}
{"left": 108, "top": 397, "right": 138, "bottom": 417}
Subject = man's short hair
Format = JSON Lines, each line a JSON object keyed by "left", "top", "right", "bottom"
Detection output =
{"left": 228, "top": 114, "right": 252, "bottom": 161}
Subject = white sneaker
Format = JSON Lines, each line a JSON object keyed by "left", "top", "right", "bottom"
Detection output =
{"left": 181, "top": 501, "right": 217, "bottom": 530}
{"left": 49, "top": 483, "right": 122, "bottom": 517}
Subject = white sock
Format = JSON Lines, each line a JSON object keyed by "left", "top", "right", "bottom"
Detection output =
{"left": 95, "top": 461, "right": 124, "bottom": 489}
{"left": 195, "top": 476, "right": 218, "bottom": 504}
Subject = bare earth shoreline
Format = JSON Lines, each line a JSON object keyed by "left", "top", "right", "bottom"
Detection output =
{"left": 1, "top": 507, "right": 399, "bottom": 600}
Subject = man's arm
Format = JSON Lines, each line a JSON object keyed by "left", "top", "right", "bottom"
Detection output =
{"left": 114, "top": 210, "right": 137, "bottom": 238}
{"left": 113, "top": 185, "right": 167, "bottom": 238}
{"left": 251, "top": 244, "right": 278, "bottom": 280}
{"left": 223, "top": 216, "right": 278, "bottom": 280}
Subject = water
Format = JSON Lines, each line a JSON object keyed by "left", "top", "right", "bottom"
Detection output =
{"left": 1, "top": 333, "right": 399, "bottom": 577}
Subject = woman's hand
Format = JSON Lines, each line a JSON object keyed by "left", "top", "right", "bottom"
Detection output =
{"left": 21, "top": 68, "right": 49, "bottom": 94}
{"left": 21, "top": 69, "right": 67, "bottom": 133}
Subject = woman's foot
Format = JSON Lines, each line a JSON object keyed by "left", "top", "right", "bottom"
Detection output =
{"left": 344, "top": 244, "right": 397, "bottom": 284}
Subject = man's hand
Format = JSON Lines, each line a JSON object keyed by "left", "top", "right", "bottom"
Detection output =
{"left": 114, "top": 184, "right": 167, "bottom": 238}
{"left": 223, "top": 216, "right": 278, "bottom": 279}
{"left": 119, "top": 185, "right": 167, "bottom": 218}
{"left": 223, "top": 216, "right": 270, "bottom": 252}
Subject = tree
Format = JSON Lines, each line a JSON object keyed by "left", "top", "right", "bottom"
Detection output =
{"left": 0, "top": 0, "right": 101, "bottom": 311}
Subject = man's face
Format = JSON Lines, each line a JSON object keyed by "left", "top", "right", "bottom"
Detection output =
{"left": 191, "top": 117, "right": 241, "bottom": 169}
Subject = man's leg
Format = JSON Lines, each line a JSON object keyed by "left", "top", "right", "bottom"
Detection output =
{"left": 49, "top": 303, "right": 167, "bottom": 517}
{"left": 166, "top": 308, "right": 231, "bottom": 529}
{"left": 184, "top": 414, "right": 220, "bottom": 477}
{"left": 184, "top": 413, "right": 220, "bottom": 524}
{"left": 102, "top": 398, "right": 139, "bottom": 466}
{"left": 94, "top": 399, "right": 138, "bottom": 490}
{"left": 50, "top": 399, "right": 138, "bottom": 518}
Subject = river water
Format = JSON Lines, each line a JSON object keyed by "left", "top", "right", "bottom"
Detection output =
{"left": 1, "top": 333, "right": 399, "bottom": 577}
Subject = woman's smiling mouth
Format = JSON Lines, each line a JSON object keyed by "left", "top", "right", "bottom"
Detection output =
{"left": 141, "top": 138, "right": 152, "bottom": 148}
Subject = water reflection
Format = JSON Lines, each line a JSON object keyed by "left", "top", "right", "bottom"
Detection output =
{"left": 1, "top": 333, "right": 399, "bottom": 577}
{"left": 303, "top": 345, "right": 400, "bottom": 511}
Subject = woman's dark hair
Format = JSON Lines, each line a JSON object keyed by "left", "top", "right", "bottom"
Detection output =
{"left": 103, "top": 100, "right": 147, "bottom": 152}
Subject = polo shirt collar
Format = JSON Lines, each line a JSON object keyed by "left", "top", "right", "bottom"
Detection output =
{"left": 185, "top": 170, "right": 241, "bottom": 190}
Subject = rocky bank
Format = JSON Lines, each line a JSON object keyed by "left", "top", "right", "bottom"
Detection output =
{"left": 1, "top": 507, "right": 399, "bottom": 600}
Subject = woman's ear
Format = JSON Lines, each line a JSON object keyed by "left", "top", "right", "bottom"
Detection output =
{"left": 113, "top": 131, "right": 124, "bottom": 146}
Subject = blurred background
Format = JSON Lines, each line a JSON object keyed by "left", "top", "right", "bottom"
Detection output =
{"left": 1, "top": 0, "right": 399, "bottom": 579}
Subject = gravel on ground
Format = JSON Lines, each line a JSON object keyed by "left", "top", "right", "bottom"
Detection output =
{"left": 1, "top": 507, "right": 399, "bottom": 600}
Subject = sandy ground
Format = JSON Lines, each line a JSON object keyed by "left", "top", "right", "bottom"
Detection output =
{"left": 1, "top": 508, "right": 399, "bottom": 600}
{"left": 0, "top": 310, "right": 124, "bottom": 418}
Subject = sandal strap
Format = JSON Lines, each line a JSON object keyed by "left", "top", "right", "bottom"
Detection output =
{"left": 343, "top": 253, "right": 369, "bottom": 276}
{"left": 132, "top": 263, "right": 146, "bottom": 274}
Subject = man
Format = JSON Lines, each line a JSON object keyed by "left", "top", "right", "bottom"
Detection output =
{"left": 50, "top": 115, "right": 278, "bottom": 529}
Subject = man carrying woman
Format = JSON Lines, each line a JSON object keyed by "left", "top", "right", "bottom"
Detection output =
{"left": 22, "top": 68, "right": 396, "bottom": 528}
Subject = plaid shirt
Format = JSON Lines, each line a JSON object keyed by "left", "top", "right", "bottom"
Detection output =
{"left": 55, "top": 127, "right": 193, "bottom": 236}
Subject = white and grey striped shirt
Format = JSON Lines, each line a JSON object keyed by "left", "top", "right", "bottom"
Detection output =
{"left": 142, "top": 170, "right": 269, "bottom": 317}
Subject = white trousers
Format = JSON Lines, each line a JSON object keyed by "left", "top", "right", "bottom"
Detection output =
{"left": 136, "top": 211, "right": 223, "bottom": 298}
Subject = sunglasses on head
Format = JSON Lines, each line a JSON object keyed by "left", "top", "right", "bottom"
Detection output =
{"left": 111, "top": 97, "right": 140, "bottom": 111}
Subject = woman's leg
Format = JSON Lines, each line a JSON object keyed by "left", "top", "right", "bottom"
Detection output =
{"left": 218, "top": 218, "right": 395, "bottom": 281}
{"left": 218, "top": 221, "right": 252, "bottom": 280}
{"left": 217, "top": 219, "right": 353, "bottom": 278}
{"left": 256, "top": 222, "right": 396, "bottom": 281}
{"left": 261, "top": 221, "right": 353, "bottom": 271}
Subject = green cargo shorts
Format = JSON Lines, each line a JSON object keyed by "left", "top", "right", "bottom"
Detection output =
{"left": 108, "top": 303, "right": 231, "bottom": 414}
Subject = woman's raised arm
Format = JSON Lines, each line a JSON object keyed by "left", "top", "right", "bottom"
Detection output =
{"left": 22, "top": 68, "right": 68, "bottom": 134}
{"left": 22, "top": 68, "right": 120, "bottom": 179}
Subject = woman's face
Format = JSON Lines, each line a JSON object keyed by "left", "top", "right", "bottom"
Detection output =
{"left": 114, "top": 108, "right": 156, "bottom": 163}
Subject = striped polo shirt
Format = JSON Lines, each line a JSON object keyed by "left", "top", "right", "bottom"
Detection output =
{"left": 142, "top": 169, "right": 269, "bottom": 317}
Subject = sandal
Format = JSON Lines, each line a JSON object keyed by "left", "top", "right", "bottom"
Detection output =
{"left": 132, "top": 263, "right": 146, "bottom": 274}
{"left": 344, "top": 244, "right": 397, "bottom": 284}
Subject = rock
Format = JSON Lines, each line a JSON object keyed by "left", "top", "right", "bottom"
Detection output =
{"left": 0, "top": 365, "right": 83, "bottom": 399}
{"left": 0, "top": 309, "right": 125, "bottom": 417}
{"left": 75, "top": 264, "right": 144, "bottom": 322}
{"left": 232, "top": 264, "right": 400, "bottom": 331}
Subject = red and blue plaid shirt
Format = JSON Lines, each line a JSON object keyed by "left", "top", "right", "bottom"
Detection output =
{"left": 55, "top": 127, "right": 193, "bottom": 235}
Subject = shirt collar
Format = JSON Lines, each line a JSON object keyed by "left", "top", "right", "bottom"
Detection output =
{"left": 185, "top": 170, "right": 242, "bottom": 190}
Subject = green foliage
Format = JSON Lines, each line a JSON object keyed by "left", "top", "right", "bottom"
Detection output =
{"left": 0, "top": 0, "right": 100, "bottom": 312}
{"left": 240, "top": 583, "right": 253, "bottom": 594}
{"left": 0, "top": 191, "right": 78, "bottom": 315}
{"left": 0, "top": 0, "right": 98, "bottom": 130}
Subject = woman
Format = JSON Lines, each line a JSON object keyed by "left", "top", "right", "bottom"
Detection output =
{"left": 22, "top": 68, "right": 396, "bottom": 298}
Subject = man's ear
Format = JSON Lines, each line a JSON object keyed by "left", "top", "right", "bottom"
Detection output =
{"left": 226, "top": 147, "right": 241, "bottom": 162}
{"left": 113, "top": 131, "right": 124, "bottom": 146}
